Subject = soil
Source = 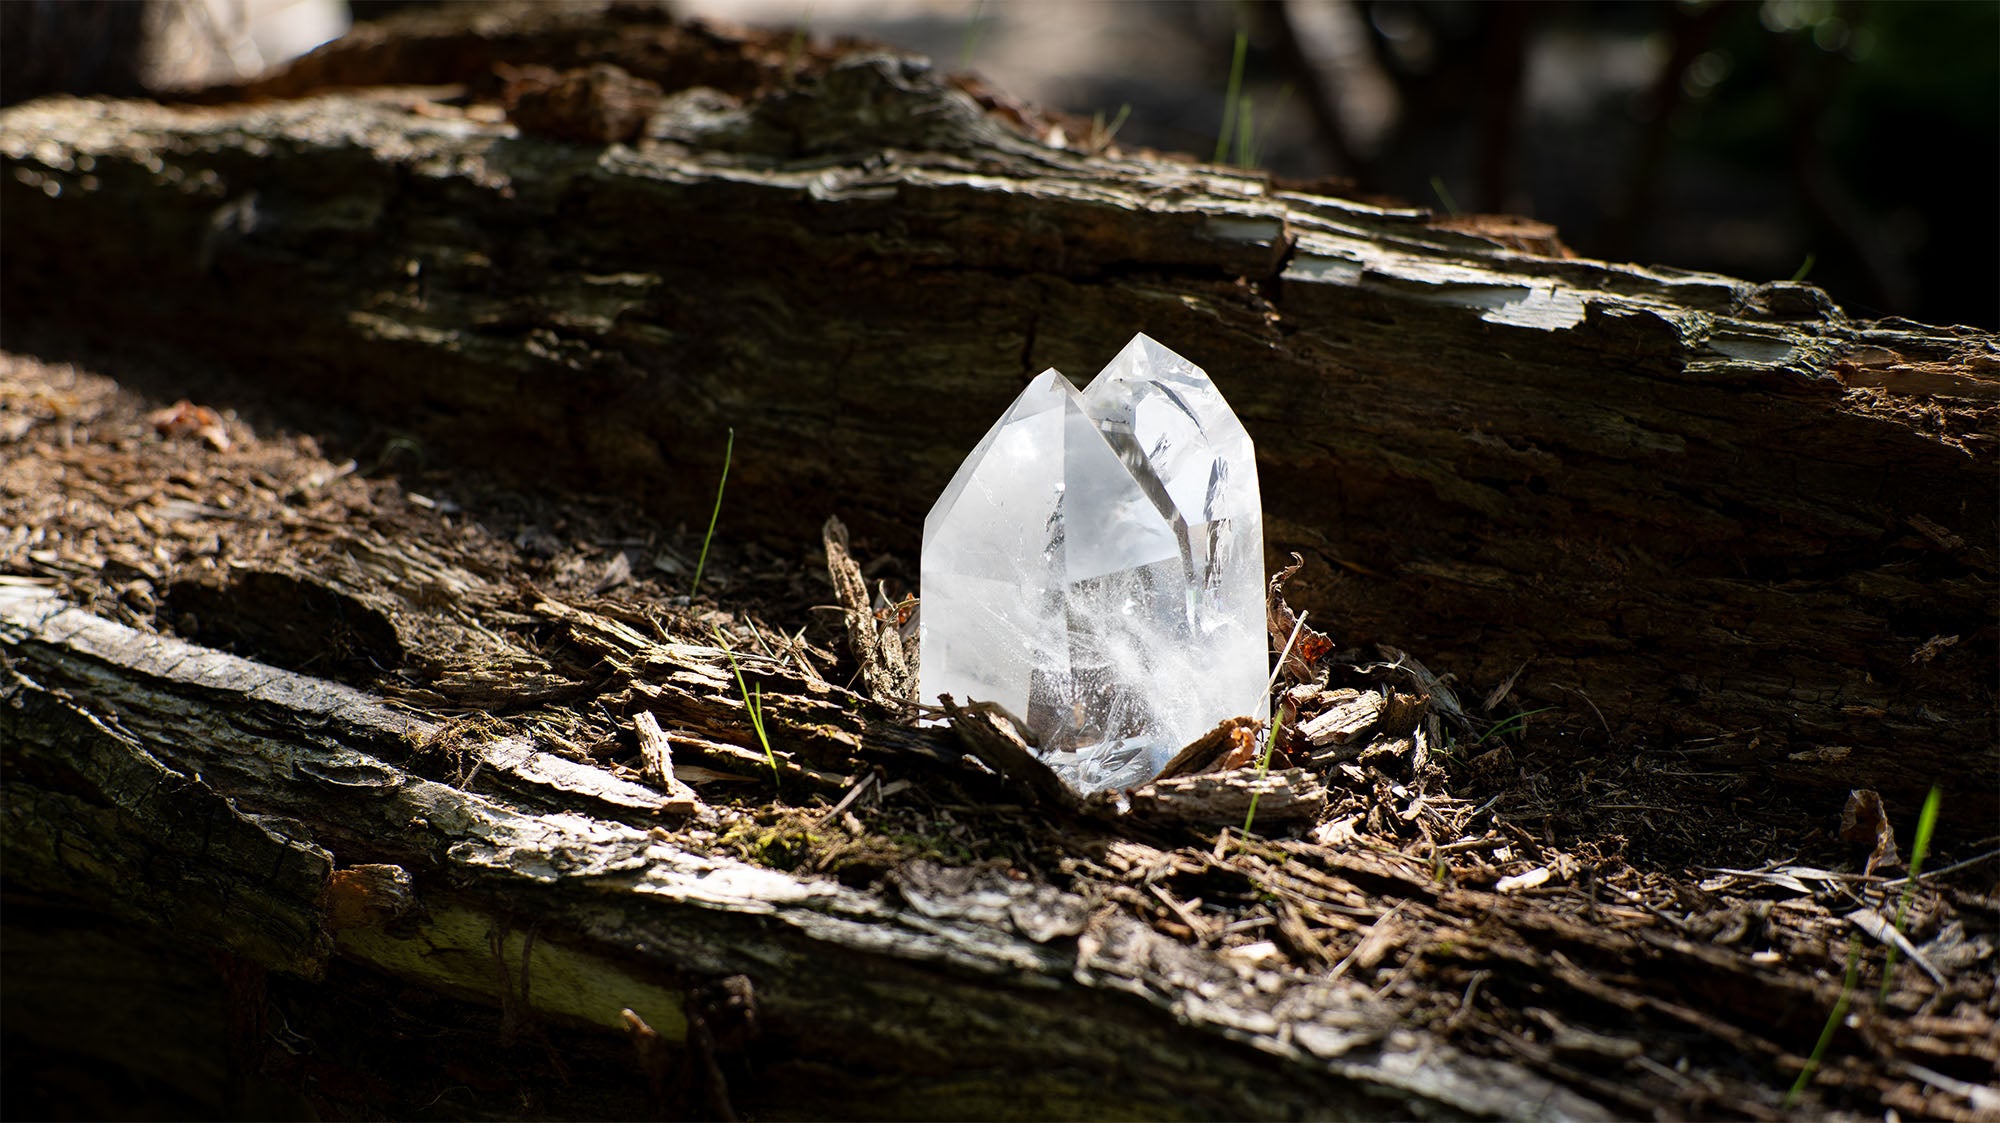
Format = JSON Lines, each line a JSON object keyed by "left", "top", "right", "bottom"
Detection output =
{"left": 4, "top": 342, "right": 1996, "bottom": 1120}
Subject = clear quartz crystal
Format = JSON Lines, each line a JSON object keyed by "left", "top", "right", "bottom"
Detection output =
{"left": 921, "top": 335, "right": 1267, "bottom": 794}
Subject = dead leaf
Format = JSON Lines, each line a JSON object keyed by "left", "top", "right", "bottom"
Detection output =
{"left": 1840, "top": 788, "right": 1899, "bottom": 876}
{"left": 591, "top": 550, "right": 634, "bottom": 595}
{"left": 1266, "top": 553, "right": 1334, "bottom": 681}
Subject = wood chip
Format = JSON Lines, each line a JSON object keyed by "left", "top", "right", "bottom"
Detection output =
{"left": 1155, "top": 716, "right": 1263, "bottom": 779}
{"left": 822, "top": 515, "right": 915, "bottom": 708}
{"left": 631, "top": 710, "right": 702, "bottom": 814}
{"left": 1298, "top": 690, "right": 1384, "bottom": 749}
{"left": 1496, "top": 866, "right": 1552, "bottom": 893}
{"left": 941, "top": 696, "right": 1079, "bottom": 813}
{"left": 1121, "top": 768, "right": 1325, "bottom": 826}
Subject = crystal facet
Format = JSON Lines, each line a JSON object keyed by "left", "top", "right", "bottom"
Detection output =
{"left": 920, "top": 335, "right": 1267, "bottom": 793}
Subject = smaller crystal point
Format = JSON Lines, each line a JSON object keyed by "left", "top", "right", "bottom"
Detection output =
{"left": 921, "top": 338, "right": 1266, "bottom": 794}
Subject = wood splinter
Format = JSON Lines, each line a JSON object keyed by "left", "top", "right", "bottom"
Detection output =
{"left": 632, "top": 710, "right": 703, "bottom": 814}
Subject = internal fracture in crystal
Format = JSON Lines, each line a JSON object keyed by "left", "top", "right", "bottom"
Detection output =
{"left": 920, "top": 334, "right": 1267, "bottom": 793}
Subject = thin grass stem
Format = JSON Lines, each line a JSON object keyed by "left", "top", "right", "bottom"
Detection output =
{"left": 959, "top": 0, "right": 986, "bottom": 70}
{"left": 1880, "top": 785, "right": 1942, "bottom": 1000}
{"left": 690, "top": 428, "right": 733, "bottom": 598}
{"left": 1242, "top": 611, "right": 1308, "bottom": 838}
{"left": 713, "top": 625, "right": 781, "bottom": 788}
{"left": 1477, "top": 706, "right": 1556, "bottom": 745}
{"left": 1786, "top": 934, "right": 1863, "bottom": 1107}
{"left": 786, "top": 1, "right": 814, "bottom": 80}
{"left": 1430, "top": 175, "right": 1462, "bottom": 217}
{"left": 1214, "top": 28, "right": 1248, "bottom": 164}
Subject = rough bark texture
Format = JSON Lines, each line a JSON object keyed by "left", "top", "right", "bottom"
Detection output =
{"left": 3, "top": 7, "right": 1990, "bottom": 839}
{"left": 2, "top": 582, "right": 1598, "bottom": 1121}
{"left": 2, "top": 10, "right": 1997, "bottom": 1116}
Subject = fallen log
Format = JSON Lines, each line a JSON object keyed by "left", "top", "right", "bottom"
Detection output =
{"left": 1, "top": 581, "right": 1605, "bottom": 1120}
{"left": 2, "top": 354, "right": 1992, "bottom": 1120}
{"left": 1, "top": 5, "right": 1990, "bottom": 842}
{"left": 4, "top": 5, "right": 1999, "bottom": 1118}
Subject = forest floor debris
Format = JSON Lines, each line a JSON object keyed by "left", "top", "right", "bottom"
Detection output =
{"left": 4, "top": 350, "right": 1995, "bottom": 1120}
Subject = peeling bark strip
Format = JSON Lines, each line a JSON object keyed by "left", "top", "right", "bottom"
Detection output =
{"left": 0, "top": 583, "right": 1606, "bottom": 1120}
{"left": 0, "top": 9, "right": 1993, "bottom": 822}
{"left": 822, "top": 515, "right": 914, "bottom": 709}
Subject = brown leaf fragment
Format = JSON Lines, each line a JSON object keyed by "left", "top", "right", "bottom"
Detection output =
{"left": 1840, "top": 788, "right": 1899, "bottom": 876}
{"left": 146, "top": 398, "right": 230, "bottom": 451}
{"left": 1266, "top": 553, "right": 1334, "bottom": 681}
{"left": 1214, "top": 735, "right": 1263, "bottom": 773}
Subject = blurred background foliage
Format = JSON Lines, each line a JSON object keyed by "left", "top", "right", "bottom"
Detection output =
{"left": 5, "top": 0, "right": 1993, "bottom": 327}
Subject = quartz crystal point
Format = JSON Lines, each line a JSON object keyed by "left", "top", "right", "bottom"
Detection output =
{"left": 920, "top": 335, "right": 1267, "bottom": 794}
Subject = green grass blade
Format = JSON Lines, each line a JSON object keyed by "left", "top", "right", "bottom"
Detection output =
{"left": 1880, "top": 785, "right": 1942, "bottom": 999}
{"left": 1214, "top": 28, "right": 1248, "bottom": 164}
{"left": 1242, "top": 611, "right": 1308, "bottom": 838}
{"left": 1104, "top": 102, "right": 1132, "bottom": 142}
{"left": 1246, "top": 81, "right": 1292, "bottom": 170}
{"left": 960, "top": 0, "right": 986, "bottom": 70}
{"left": 1429, "top": 175, "right": 1461, "bottom": 218}
{"left": 713, "top": 625, "right": 781, "bottom": 789}
{"left": 1476, "top": 706, "right": 1556, "bottom": 745}
{"left": 1786, "top": 933, "right": 1863, "bottom": 1108}
{"left": 690, "top": 428, "right": 734, "bottom": 598}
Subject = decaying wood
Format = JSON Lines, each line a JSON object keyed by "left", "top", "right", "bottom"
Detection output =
{"left": 1124, "top": 767, "right": 1326, "bottom": 826}
{"left": 3, "top": 5, "right": 1987, "bottom": 837}
{"left": 941, "top": 695, "right": 1081, "bottom": 814}
{"left": 2, "top": 350, "right": 1994, "bottom": 1120}
{"left": 1, "top": 582, "right": 1602, "bottom": 1120}
{"left": 1155, "top": 715, "right": 1265, "bottom": 779}
{"left": 631, "top": 709, "right": 702, "bottom": 814}
{"left": 1297, "top": 690, "right": 1386, "bottom": 752}
{"left": 3, "top": 7, "right": 1997, "bottom": 1119}
{"left": 822, "top": 514, "right": 915, "bottom": 709}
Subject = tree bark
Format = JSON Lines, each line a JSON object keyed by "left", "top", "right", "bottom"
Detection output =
{"left": 1, "top": 11, "right": 1996, "bottom": 1114}
{"left": 4, "top": 581, "right": 1615, "bottom": 1120}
